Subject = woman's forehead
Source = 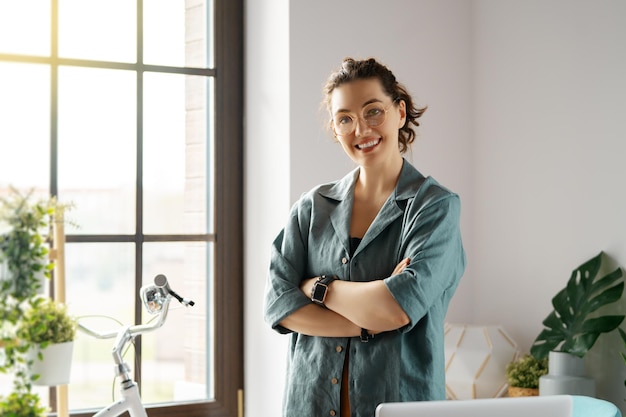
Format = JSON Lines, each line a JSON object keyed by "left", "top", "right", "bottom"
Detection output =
{"left": 330, "top": 78, "right": 386, "bottom": 113}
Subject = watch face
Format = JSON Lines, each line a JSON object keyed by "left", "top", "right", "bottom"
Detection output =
{"left": 312, "top": 283, "right": 327, "bottom": 302}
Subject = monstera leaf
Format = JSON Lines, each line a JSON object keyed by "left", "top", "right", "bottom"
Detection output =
{"left": 530, "top": 252, "right": 624, "bottom": 360}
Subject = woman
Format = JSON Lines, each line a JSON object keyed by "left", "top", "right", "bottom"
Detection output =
{"left": 264, "top": 57, "right": 466, "bottom": 417}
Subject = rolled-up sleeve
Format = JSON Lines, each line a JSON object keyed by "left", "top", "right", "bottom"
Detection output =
{"left": 263, "top": 199, "right": 312, "bottom": 333}
{"left": 385, "top": 188, "right": 465, "bottom": 333}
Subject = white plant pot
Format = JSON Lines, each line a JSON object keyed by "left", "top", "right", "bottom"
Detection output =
{"left": 539, "top": 351, "right": 595, "bottom": 397}
{"left": 27, "top": 341, "right": 74, "bottom": 386}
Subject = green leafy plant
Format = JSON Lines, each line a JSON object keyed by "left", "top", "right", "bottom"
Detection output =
{"left": 0, "top": 365, "right": 47, "bottom": 417}
{"left": 506, "top": 354, "right": 549, "bottom": 389}
{"left": 17, "top": 296, "right": 77, "bottom": 348}
{"left": 0, "top": 392, "right": 47, "bottom": 417}
{"left": 530, "top": 252, "right": 624, "bottom": 359}
{"left": 1, "top": 189, "right": 58, "bottom": 375}
{"left": 0, "top": 188, "right": 55, "bottom": 303}
{"left": 0, "top": 188, "right": 75, "bottom": 407}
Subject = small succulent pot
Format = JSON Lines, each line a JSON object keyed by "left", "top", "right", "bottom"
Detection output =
{"left": 508, "top": 386, "right": 539, "bottom": 397}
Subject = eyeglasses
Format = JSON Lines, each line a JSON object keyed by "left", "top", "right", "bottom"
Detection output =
{"left": 332, "top": 100, "right": 396, "bottom": 136}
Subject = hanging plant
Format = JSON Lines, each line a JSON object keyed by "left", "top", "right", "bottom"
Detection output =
{"left": 0, "top": 187, "right": 75, "bottom": 403}
{"left": 17, "top": 296, "right": 77, "bottom": 348}
{"left": 0, "top": 373, "right": 47, "bottom": 417}
{"left": 1, "top": 189, "right": 57, "bottom": 379}
{"left": 0, "top": 188, "right": 55, "bottom": 303}
{"left": 0, "top": 391, "right": 47, "bottom": 417}
{"left": 530, "top": 252, "right": 624, "bottom": 359}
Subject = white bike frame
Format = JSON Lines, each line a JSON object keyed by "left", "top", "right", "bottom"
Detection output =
{"left": 78, "top": 275, "right": 191, "bottom": 417}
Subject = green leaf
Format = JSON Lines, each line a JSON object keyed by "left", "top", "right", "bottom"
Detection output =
{"left": 580, "top": 316, "right": 625, "bottom": 333}
{"left": 530, "top": 336, "right": 561, "bottom": 360}
{"left": 585, "top": 273, "right": 624, "bottom": 314}
{"left": 531, "top": 252, "right": 625, "bottom": 360}
{"left": 542, "top": 311, "right": 567, "bottom": 333}
{"left": 552, "top": 289, "right": 574, "bottom": 325}
{"left": 562, "top": 332, "right": 600, "bottom": 357}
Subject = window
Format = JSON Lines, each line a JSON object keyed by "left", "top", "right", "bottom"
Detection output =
{"left": 0, "top": 1, "right": 243, "bottom": 416}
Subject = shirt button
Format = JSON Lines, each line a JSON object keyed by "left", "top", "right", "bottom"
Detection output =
{"left": 331, "top": 377, "right": 338, "bottom": 384}
{"left": 335, "top": 345, "right": 343, "bottom": 353}
{"left": 330, "top": 410, "right": 337, "bottom": 416}
{"left": 341, "top": 257, "right": 348, "bottom": 264}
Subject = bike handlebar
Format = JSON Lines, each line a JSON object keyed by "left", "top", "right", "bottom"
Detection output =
{"left": 78, "top": 274, "right": 194, "bottom": 340}
{"left": 155, "top": 273, "right": 195, "bottom": 307}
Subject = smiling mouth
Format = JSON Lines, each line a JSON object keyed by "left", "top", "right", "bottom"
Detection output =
{"left": 355, "top": 138, "right": 381, "bottom": 150}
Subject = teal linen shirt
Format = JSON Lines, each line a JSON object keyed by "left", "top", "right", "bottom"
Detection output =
{"left": 264, "top": 159, "right": 466, "bottom": 417}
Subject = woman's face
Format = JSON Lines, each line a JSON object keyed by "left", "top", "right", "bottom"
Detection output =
{"left": 329, "top": 78, "right": 406, "bottom": 168}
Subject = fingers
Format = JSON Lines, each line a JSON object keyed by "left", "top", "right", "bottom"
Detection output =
{"left": 391, "top": 257, "right": 410, "bottom": 276}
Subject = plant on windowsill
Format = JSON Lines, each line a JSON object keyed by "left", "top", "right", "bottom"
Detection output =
{"left": 530, "top": 252, "right": 624, "bottom": 395}
{"left": 505, "top": 354, "right": 548, "bottom": 397}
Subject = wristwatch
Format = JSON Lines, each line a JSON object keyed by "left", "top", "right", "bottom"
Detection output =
{"left": 311, "top": 275, "right": 337, "bottom": 306}
{"left": 360, "top": 328, "right": 374, "bottom": 343}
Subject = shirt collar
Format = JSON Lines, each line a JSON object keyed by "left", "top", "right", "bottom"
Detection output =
{"left": 318, "top": 158, "right": 425, "bottom": 203}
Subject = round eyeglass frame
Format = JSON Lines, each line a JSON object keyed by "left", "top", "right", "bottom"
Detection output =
{"left": 331, "top": 100, "right": 398, "bottom": 136}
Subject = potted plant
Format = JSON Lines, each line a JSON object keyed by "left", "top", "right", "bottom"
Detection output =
{"left": 530, "top": 252, "right": 624, "bottom": 359}
{"left": 530, "top": 252, "right": 624, "bottom": 395}
{"left": 17, "top": 296, "right": 77, "bottom": 386}
{"left": 0, "top": 390, "right": 47, "bottom": 417}
{"left": 505, "top": 354, "right": 548, "bottom": 397}
{"left": 0, "top": 373, "right": 47, "bottom": 417}
{"left": 0, "top": 341, "right": 47, "bottom": 417}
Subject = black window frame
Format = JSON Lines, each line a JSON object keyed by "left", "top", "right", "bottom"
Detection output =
{"left": 0, "top": 0, "right": 243, "bottom": 416}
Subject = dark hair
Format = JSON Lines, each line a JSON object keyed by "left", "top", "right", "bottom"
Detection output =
{"left": 323, "top": 57, "right": 426, "bottom": 154}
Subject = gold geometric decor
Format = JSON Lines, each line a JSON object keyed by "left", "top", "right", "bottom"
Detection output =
{"left": 445, "top": 323, "right": 519, "bottom": 400}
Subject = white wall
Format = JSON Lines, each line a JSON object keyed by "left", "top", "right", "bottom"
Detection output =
{"left": 243, "top": 1, "right": 290, "bottom": 416}
{"left": 472, "top": 0, "right": 626, "bottom": 408}
{"left": 245, "top": 0, "right": 626, "bottom": 415}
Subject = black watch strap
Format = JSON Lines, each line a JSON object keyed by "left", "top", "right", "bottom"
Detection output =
{"left": 360, "top": 328, "right": 374, "bottom": 343}
{"left": 311, "top": 274, "right": 337, "bottom": 306}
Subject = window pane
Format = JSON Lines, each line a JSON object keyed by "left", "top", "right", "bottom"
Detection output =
{"left": 59, "top": 0, "right": 136, "bottom": 63}
{"left": 0, "top": 0, "right": 237, "bottom": 414}
{"left": 0, "top": 63, "right": 50, "bottom": 190}
{"left": 207, "top": 77, "right": 215, "bottom": 232}
{"left": 144, "top": 0, "right": 210, "bottom": 68}
{"left": 57, "top": 66, "right": 136, "bottom": 235}
{"left": 142, "top": 242, "right": 212, "bottom": 403}
{"left": 206, "top": 0, "right": 215, "bottom": 68}
{"left": 64, "top": 243, "right": 135, "bottom": 411}
{"left": 143, "top": 0, "right": 184, "bottom": 67}
{"left": 143, "top": 73, "right": 211, "bottom": 235}
{"left": 0, "top": 0, "right": 50, "bottom": 56}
